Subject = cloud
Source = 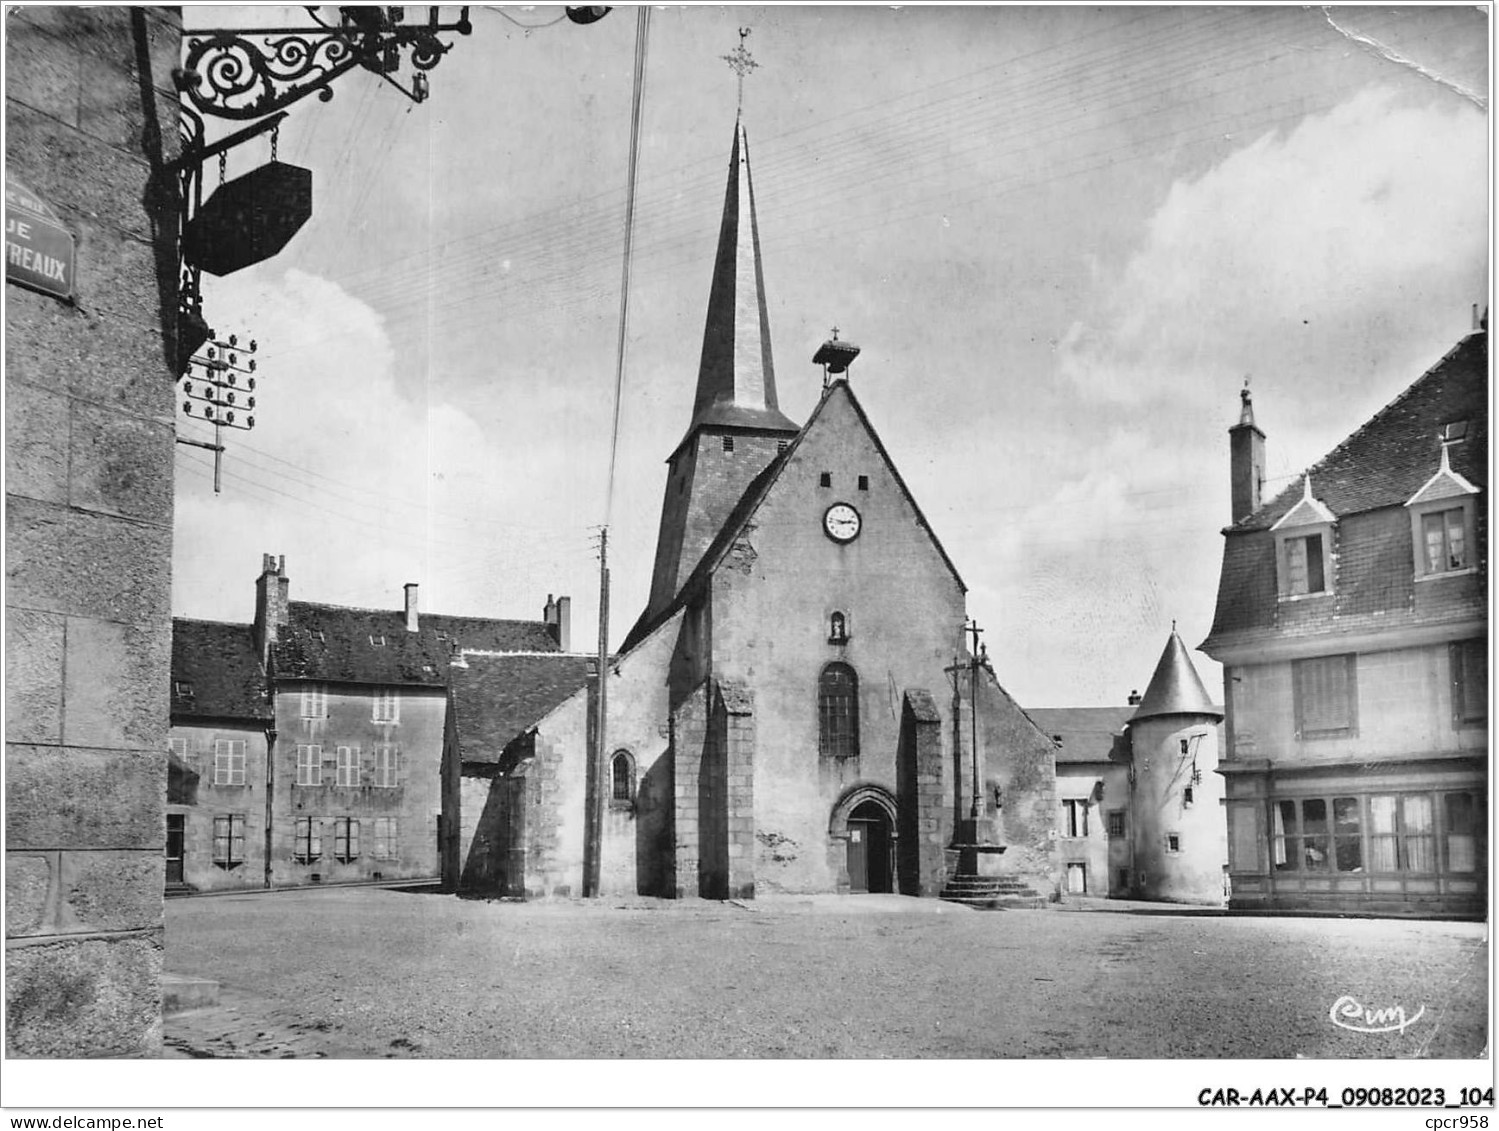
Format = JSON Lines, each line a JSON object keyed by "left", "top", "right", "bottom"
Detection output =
{"left": 172, "top": 269, "right": 605, "bottom": 632}
{"left": 969, "top": 86, "right": 1486, "bottom": 703}
{"left": 1059, "top": 86, "right": 1487, "bottom": 416}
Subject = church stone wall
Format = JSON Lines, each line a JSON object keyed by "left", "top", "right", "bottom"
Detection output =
{"left": 5, "top": 7, "right": 181, "bottom": 1057}
{"left": 972, "top": 669, "right": 1061, "bottom": 895}
{"left": 708, "top": 387, "right": 967, "bottom": 894}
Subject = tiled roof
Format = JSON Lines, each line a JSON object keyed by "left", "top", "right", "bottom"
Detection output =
{"left": 1206, "top": 329, "right": 1488, "bottom": 646}
{"left": 1026, "top": 707, "right": 1133, "bottom": 764}
{"left": 171, "top": 619, "right": 271, "bottom": 721}
{"left": 1234, "top": 331, "right": 1487, "bottom": 532}
{"left": 449, "top": 653, "right": 594, "bottom": 763}
{"left": 272, "top": 602, "right": 559, "bottom": 686}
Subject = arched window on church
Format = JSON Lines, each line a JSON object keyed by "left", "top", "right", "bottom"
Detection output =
{"left": 611, "top": 750, "right": 635, "bottom": 804}
{"left": 819, "top": 663, "right": 860, "bottom": 759}
{"left": 829, "top": 611, "right": 848, "bottom": 643}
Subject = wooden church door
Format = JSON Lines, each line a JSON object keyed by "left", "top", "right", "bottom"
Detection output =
{"left": 848, "top": 820, "right": 871, "bottom": 892}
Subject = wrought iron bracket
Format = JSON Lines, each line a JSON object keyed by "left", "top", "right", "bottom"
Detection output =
{"left": 177, "top": 5, "right": 472, "bottom": 121}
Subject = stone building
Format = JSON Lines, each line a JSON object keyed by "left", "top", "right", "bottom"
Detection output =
{"left": 1201, "top": 323, "right": 1487, "bottom": 917}
{"left": 6, "top": 7, "right": 182, "bottom": 1057}
{"left": 1032, "top": 629, "right": 1227, "bottom": 905}
{"left": 443, "top": 118, "right": 1060, "bottom": 901}
{"left": 168, "top": 618, "right": 273, "bottom": 891}
{"left": 168, "top": 555, "right": 571, "bottom": 891}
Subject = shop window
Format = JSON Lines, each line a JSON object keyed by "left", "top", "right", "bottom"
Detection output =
{"left": 333, "top": 817, "right": 360, "bottom": 863}
{"left": 1332, "top": 796, "right": 1362, "bottom": 872}
{"left": 295, "top": 744, "right": 322, "bottom": 787}
{"left": 294, "top": 816, "right": 321, "bottom": 864}
{"left": 1061, "top": 799, "right": 1088, "bottom": 838}
{"left": 1452, "top": 639, "right": 1487, "bottom": 725}
{"left": 1293, "top": 654, "right": 1357, "bottom": 739}
{"left": 1368, "top": 794, "right": 1435, "bottom": 873}
{"left": 1444, "top": 793, "right": 1478, "bottom": 873}
{"left": 213, "top": 814, "right": 245, "bottom": 868}
{"left": 818, "top": 662, "right": 859, "bottom": 758}
{"left": 213, "top": 739, "right": 246, "bottom": 786}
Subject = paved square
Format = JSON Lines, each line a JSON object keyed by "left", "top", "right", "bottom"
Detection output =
{"left": 165, "top": 888, "right": 1487, "bottom": 1059}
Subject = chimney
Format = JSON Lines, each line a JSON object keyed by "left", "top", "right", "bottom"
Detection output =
{"left": 1127, "top": 688, "right": 1142, "bottom": 706}
{"left": 544, "top": 594, "right": 572, "bottom": 652}
{"left": 1229, "top": 380, "right": 1266, "bottom": 524}
{"left": 404, "top": 583, "right": 419, "bottom": 632}
{"left": 253, "top": 553, "right": 290, "bottom": 666}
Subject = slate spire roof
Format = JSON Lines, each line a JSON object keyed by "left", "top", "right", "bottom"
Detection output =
{"left": 686, "top": 120, "right": 799, "bottom": 441}
{"left": 1130, "top": 629, "right": 1222, "bottom": 724}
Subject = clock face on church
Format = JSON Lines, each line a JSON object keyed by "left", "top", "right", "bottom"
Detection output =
{"left": 823, "top": 503, "right": 862, "bottom": 543}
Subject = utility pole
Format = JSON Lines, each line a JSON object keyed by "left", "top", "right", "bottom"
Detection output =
{"left": 584, "top": 526, "right": 610, "bottom": 898}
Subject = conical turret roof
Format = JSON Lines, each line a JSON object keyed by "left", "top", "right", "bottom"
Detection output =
{"left": 686, "top": 121, "right": 799, "bottom": 439}
{"left": 1130, "top": 630, "right": 1222, "bottom": 723}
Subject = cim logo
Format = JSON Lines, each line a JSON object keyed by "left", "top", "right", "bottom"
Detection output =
{"left": 1329, "top": 994, "right": 1426, "bottom": 1034}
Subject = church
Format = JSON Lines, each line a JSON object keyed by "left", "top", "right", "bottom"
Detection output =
{"left": 441, "top": 116, "right": 1061, "bottom": 901}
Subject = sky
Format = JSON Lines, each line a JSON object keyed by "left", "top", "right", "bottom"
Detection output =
{"left": 173, "top": 4, "right": 1490, "bottom": 707}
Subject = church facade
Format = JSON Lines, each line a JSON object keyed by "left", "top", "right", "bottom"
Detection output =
{"left": 443, "top": 119, "right": 1060, "bottom": 900}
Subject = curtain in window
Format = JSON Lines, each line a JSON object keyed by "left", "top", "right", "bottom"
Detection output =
{"left": 1403, "top": 795, "right": 1434, "bottom": 872}
{"left": 1368, "top": 795, "right": 1398, "bottom": 872}
{"left": 1272, "top": 800, "right": 1295, "bottom": 870}
{"left": 1333, "top": 797, "right": 1362, "bottom": 872}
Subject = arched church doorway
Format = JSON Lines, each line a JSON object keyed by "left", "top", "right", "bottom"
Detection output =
{"left": 846, "top": 799, "right": 894, "bottom": 894}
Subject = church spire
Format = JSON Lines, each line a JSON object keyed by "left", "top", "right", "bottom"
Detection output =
{"left": 686, "top": 77, "right": 798, "bottom": 438}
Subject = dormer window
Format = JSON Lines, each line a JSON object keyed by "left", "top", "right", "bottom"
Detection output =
{"left": 1406, "top": 441, "right": 1479, "bottom": 579}
{"left": 1271, "top": 475, "right": 1336, "bottom": 599}
{"left": 1283, "top": 534, "right": 1326, "bottom": 595}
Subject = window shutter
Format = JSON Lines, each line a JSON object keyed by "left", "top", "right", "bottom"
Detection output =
{"left": 1306, "top": 535, "right": 1324, "bottom": 592}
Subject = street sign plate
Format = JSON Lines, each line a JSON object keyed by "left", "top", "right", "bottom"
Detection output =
{"left": 6, "top": 177, "right": 75, "bottom": 301}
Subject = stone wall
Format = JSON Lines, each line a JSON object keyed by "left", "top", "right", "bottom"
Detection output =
{"left": 270, "top": 683, "right": 447, "bottom": 886}
{"left": 167, "top": 721, "right": 270, "bottom": 892}
{"left": 5, "top": 6, "right": 182, "bottom": 1057}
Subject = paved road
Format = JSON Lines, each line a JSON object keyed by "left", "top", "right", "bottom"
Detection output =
{"left": 164, "top": 887, "right": 1487, "bottom": 1059}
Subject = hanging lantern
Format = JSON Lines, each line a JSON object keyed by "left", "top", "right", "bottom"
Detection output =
{"left": 184, "top": 161, "right": 313, "bottom": 276}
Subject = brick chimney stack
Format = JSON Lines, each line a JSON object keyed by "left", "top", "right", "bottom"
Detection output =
{"left": 1229, "top": 381, "right": 1266, "bottom": 524}
{"left": 404, "top": 583, "right": 419, "bottom": 632}
{"left": 253, "top": 553, "right": 290, "bottom": 666}
{"left": 544, "top": 594, "right": 572, "bottom": 652}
